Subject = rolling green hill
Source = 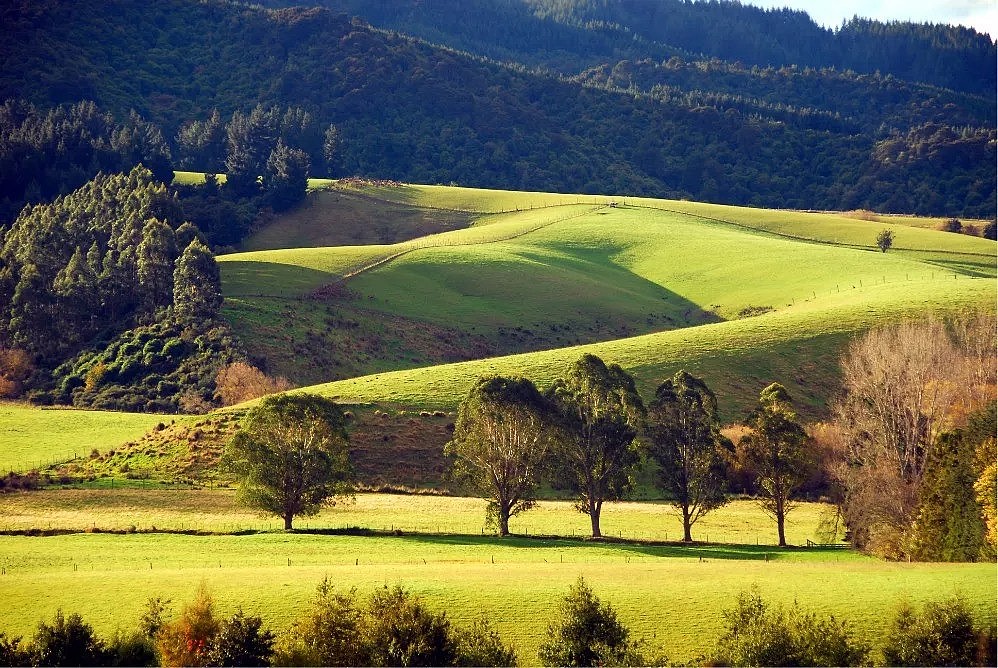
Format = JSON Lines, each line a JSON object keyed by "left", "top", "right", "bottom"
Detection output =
{"left": 217, "top": 183, "right": 995, "bottom": 418}
{"left": 0, "top": 403, "right": 180, "bottom": 473}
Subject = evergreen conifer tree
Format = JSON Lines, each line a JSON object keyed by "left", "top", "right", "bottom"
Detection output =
{"left": 173, "top": 239, "right": 222, "bottom": 322}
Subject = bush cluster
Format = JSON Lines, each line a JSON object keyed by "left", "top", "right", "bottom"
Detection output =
{"left": 48, "top": 320, "right": 243, "bottom": 413}
{"left": 1, "top": 583, "right": 992, "bottom": 667}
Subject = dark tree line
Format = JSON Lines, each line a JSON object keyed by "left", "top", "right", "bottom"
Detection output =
{"left": 0, "top": 167, "right": 240, "bottom": 412}
{"left": 0, "top": 100, "right": 172, "bottom": 224}
{"left": 288, "top": 0, "right": 996, "bottom": 95}
{"left": 1, "top": 1, "right": 993, "bottom": 217}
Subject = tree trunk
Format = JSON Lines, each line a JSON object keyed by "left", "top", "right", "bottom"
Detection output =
{"left": 498, "top": 504, "right": 510, "bottom": 537}
{"left": 284, "top": 514, "right": 294, "bottom": 531}
{"left": 776, "top": 496, "right": 787, "bottom": 547}
{"left": 682, "top": 504, "right": 693, "bottom": 542}
{"left": 590, "top": 504, "right": 602, "bottom": 538}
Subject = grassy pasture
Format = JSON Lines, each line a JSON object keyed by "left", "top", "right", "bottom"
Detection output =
{"left": 348, "top": 206, "right": 955, "bottom": 326}
{"left": 219, "top": 196, "right": 993, "bottom": 402}
{"left": 0, "top": 530, "right": 992, "bottom": 662}
{"left": 0, "top": 403, "right": 176, "bottom": 473}
{"left": 323, "top": 181, "right": 995, "bottom": 271}
{"left": 291, "top": 277, "right": 994, "bottom": 416}
{"left": 0, "top": 491, "right": 835, "bottom": 545}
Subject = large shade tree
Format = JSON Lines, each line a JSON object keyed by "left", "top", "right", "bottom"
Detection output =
{"left": 446, "top": 375, "right": 554, "bottom": 536}
{"left": 225, "top": 393, "right": 352, "bottom": 530}
{"left": 647, "top": 370, "right": 731, "bottom": 542}
{"left": 547, "top": 354, "right": 644, "bottom": 538}
{"left": 740, "top": 383, "right": 810, "bottom": 547}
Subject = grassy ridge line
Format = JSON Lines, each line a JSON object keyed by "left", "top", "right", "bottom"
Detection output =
{"left": 636, "top": 202, "right": 995, "bottom": 262}
{"left": 315, "top": 180, "right": 614, "bottom": 213}
{"left": 218, "top": 204, "right": 600, "bottom": 298}
{"left": 329, "top": 204, "right": 607, "bottom": 285}
{"left": 343, "top": 181, "right": 994, "bottom": 257}
{"left": 278, "top": 278, "right": 995, "bottom": 412}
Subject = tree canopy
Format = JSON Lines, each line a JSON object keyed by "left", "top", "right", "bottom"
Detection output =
{"left": 546, "top": 354, "right": 644, "bottom": 538}
{"left": 225, "top": 393, "right": 352, "bottom": 530}
{"left": 446, "top": 375, "right": 555, "bottom": 536}
{"left": 647, "top": 370, "right": 731, "bottom": 542}
{"left": 740, "top": 383, "right": 810, "bottom": 547}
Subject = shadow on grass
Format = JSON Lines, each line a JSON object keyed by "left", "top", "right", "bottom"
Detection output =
{"left": 291, "top": 527, "right": 851, "bottom": 561}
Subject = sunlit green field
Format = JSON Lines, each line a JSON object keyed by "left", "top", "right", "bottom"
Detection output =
{"left": 0, "top": 491, "right": 835, "bottom": 545}
{"left": 1, "top": 529, "right": 992, "bottom": 662}
{"left": 217, "top": 186, "right": 994, "bottom": 416}
{"left": 0, "top": 403, "right": 178, "bottom": 473}
{"left": 292, "top": 278, "right": 993, "bottom": 416}
{"left": 328, "top": 181, "right": 995, "bottom": 270}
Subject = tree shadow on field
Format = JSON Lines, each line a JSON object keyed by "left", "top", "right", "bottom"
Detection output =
{"left": 339, "top": 530, "right": 826, "bottom": 562}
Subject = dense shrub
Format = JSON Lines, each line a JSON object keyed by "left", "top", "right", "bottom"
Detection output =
{"left": 713, "top": 589, "right": 869, "bottom": 667}
{"left": 55, "top": 319, "right": 244, "bottom": 413}
{"left": 204, "top": 610, "right": 274, "bottom": 667}
{"left": 30, "top": 610, "right": 109, "bottom": 667}
{"left": 363, "top": 585, "right": 458, "bottom": 667}
{"left": 0, "top": 633, "right": 29, "bottom": 667}
{"left": 274, "top": 579, "right": 516, "bottom": 667}
{"left": 453, "top": 618, "right": 519, "bottom": 667}
{"left": 882, "top": 595, "right": 996, "bottom": 667}
{"left": 272, "top": 580, "right": 365, "bottom": 666}
{"left": 106, "top": 630, "right": 156, "bottom": 667}
{"left": 538, "top": 576, "right": 645, "bottom": 667}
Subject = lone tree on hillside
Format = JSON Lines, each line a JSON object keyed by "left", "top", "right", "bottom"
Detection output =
{"left": 547, "top": 354, "right": 644, "bottom": 538}
{"left": 446, "top": 376, "right": 555, "bottom": 536}
{"left": 740, "top": 383, "right": 810, "bottom": 547}
{"left": 646, "top": 370, "right": 731, "bottom": 542}
{"left": 876, "top": 228, "right": 894, "bottom": 252}
{"left": 225, "top": 393, "right": 352, "bottom": 530}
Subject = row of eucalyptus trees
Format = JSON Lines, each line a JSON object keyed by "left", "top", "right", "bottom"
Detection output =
{"left": 446, "top": 354, "right": 809, "bottom": 546}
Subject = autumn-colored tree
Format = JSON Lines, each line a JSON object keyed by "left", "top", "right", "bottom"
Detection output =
{"left": 0, "top": 347, "right": 33, "bottom": 398}
{"left": 155, "top": 584, "right": 221, "bottom": 667}
{"left": 830, "top": 314, "right": 995, "bottom": 558}
{"left": 215, "top": 361, "right": 292, "bottom": 406}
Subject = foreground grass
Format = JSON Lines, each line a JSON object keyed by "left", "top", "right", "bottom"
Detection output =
{"left": 0, "top": 403, "right": 177, "bottom": 473}
{"left": 0, "top": 530, "right": 992, "bottom": 662}
{"left": 0, "top": 491, "right": 836, "bottom": 545}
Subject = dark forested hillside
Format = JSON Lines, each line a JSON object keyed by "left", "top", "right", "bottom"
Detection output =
{"left": 291, "top": 0, "right": 996, "bottom": 95}
{"left": 0, "top": 0, "right": 994, "bottom": 217}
